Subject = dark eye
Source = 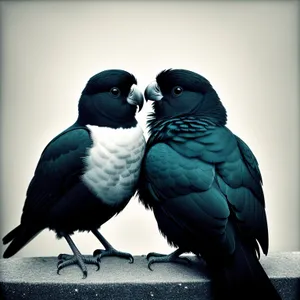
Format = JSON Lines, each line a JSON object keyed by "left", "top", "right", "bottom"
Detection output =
{"left": 110, "top": 87, "right": 120, "bottom": 97}
{"left": 172, "top": 86, "right": 183, "bottom": 96}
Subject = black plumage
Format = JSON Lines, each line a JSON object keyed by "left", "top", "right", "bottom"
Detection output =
{"left": 3, "top": 69, "right": 145, "bottom": 278}
{"left": 138, "top": 69, "right": 281, "bottom": 299}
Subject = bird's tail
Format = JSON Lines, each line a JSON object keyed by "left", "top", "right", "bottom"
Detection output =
{"left": 2, "top": 225, "right": 42, "bottom": 258}
{"left": 2, "top": 225, "right": 21, "bottom": 245}
{"left": 210, "top": 240, "right": 281, "bottom": 300}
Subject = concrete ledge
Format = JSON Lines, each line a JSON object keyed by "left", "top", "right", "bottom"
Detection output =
{"left": 0, "top": 252, "right": 299, "bottom": 300}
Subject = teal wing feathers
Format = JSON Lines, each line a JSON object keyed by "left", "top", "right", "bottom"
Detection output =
{"left": 140, "top": 126, "right": 268, "bottom": 257}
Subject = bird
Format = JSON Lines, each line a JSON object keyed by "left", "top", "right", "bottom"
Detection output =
{"left": 138, "top": 68, "right": 281, "bottom": 299}
{"left": 2, "top": 69, "right": 146, "bottom": 278}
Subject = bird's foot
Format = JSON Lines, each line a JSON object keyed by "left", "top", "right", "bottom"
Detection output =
{"left": 93, "top": 248, "right": 134, "bottom": 263}
{"left": 57, "top": 253, "right": 100, "bottom": 278}
{"left": 146, "top": 251, "right": 191, "bottom": 271}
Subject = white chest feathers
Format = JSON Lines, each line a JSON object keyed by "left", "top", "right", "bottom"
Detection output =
{"left": 82, "top": 125, "right": 146, "bottom": 206}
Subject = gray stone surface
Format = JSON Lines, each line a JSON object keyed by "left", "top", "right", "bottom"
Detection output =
{"left": 0, "top": 252, "right": 299, "bottom": 299}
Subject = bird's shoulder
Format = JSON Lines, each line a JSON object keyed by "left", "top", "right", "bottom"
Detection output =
{"left": 168, "top": 126, "right": 237, "bottom": 162}
{"left": 38, "top": 126, "right": 92, "bottom": 162}
{"left": 25, "top": 126, "right": 92, "bottom": 200}
{"left": 20, "top": 126, "right": 93, "bottom": 223}
{"left": 147, "top": 117, "right": 237, "bottom": 162}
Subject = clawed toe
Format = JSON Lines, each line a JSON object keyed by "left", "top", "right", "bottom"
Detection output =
{"left": 57, "top": 253, "right": 74, "bottom": 267}
{"left": 93, "top": 248, "right": 134, "bottom": 263}
{"left": 146, "top": 251, "right": 191, "bottom": 271}
{"left": 146, "top": 252, "right": 166, "bottom": 260}
{"left": 56, "top": 254, "right": 100, "bottom": 278}
{"left": 57, "top": 257, "right": 82, "bottom": 275}
{"left": 57, "top": 253, "right": 73, "bottom": 261}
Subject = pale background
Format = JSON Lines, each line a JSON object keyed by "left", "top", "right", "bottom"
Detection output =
{"left": 1, "top": 0, "right": 299, "bottom": 259}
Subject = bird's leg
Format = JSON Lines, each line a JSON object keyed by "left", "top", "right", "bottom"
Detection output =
{"left": 57, "top": 233, "right": 100, "bottom": 279}
{"left": 146, "top": 248, "right": 191, "bottom": 271}
{"left": 92, "top": 229, "right": 134, "bottom": 263}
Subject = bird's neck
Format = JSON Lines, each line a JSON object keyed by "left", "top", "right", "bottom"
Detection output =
{"left": 193, "top": 101, "right": 227, "bottom": 127}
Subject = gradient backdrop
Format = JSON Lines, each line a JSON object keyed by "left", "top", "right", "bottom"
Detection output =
{"left": 1, "top": 1, "right": 299, "bottom": 258}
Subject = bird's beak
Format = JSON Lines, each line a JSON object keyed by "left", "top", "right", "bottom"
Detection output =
{"left": 127, "top": 84, "right": 144, "bottom": 112}
{"left": 144, "top": 81, "right": 163, "bottom": 102}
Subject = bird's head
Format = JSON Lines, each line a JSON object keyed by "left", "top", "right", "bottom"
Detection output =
{"left": 144, "top": 69, "right": 227, "bottom": 126}
{"left": 77, "top": 69, "right": 144, "bottom": 128}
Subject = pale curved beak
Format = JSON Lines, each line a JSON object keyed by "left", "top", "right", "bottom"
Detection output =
{"left": 127, "top": 84, "right": 144, "bottom": 112}
{"left": 144, "top": 81, "right": 163, "bottom": 101}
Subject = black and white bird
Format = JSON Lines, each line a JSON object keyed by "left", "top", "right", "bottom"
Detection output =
{"left": 2, "top": 69, "right": 146, "bottom": 278}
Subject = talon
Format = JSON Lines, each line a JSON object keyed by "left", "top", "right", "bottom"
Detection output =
{"left": 96, "top": 262, "right": 100, "bottom": 271}
{"left": 82, "top": 270, "right": 87, "bottom": 279}
{"left": 57, "top": 265, "right": 62, "bottom": 275}
{"left": 146, "top": 252, "right": 164, "bottom": 260}
{"left": 145, "top": 249, "right": 190, "bottom": 270}
{"left": 57, "top": 260, "right": 63, "bottom": 268}
{"left": 56, "top": 254, "right": 99, "bottom": 278}
{"left": 93, "top": 248, "right": 133, "bottom": 263}
{"left": 148, "top": 261, "right": 154, "bottom": 271}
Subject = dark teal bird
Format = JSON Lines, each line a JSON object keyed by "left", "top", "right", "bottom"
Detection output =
{"left": 138, "top": 69, "right": 281, "bottom": 300}
{"left": 2, "top": 69, "right": 145, "bottom": 278}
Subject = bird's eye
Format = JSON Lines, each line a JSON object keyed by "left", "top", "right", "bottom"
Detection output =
{"left": 172, "top": 86, "right": 183, "bottom": 97}
{"left": 110, "top": 87, "right": 120, "bottom": 97}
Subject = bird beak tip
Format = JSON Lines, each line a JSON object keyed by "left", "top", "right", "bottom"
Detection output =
{"left": 144, "top": 81, "right": 163, "bottom": 102}
{"left": 127, "top": 84, "right": 144, "bottom": 112}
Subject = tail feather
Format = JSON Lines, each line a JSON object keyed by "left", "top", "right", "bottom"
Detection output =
{"left": 211, "top": 241, "right": 281, "bottom": 300}
{"left": 3, "top": 225, "right": 42, "bottom": 258}
{"left": 2, "top": 225, "right": 21, "bottom": 245}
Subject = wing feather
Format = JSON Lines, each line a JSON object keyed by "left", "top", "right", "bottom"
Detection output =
{"left": 21, "top": 128, "right": 92, "bottom": 223}
{"left": 141, "top": 127, "right": 268, "bottom": 255}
